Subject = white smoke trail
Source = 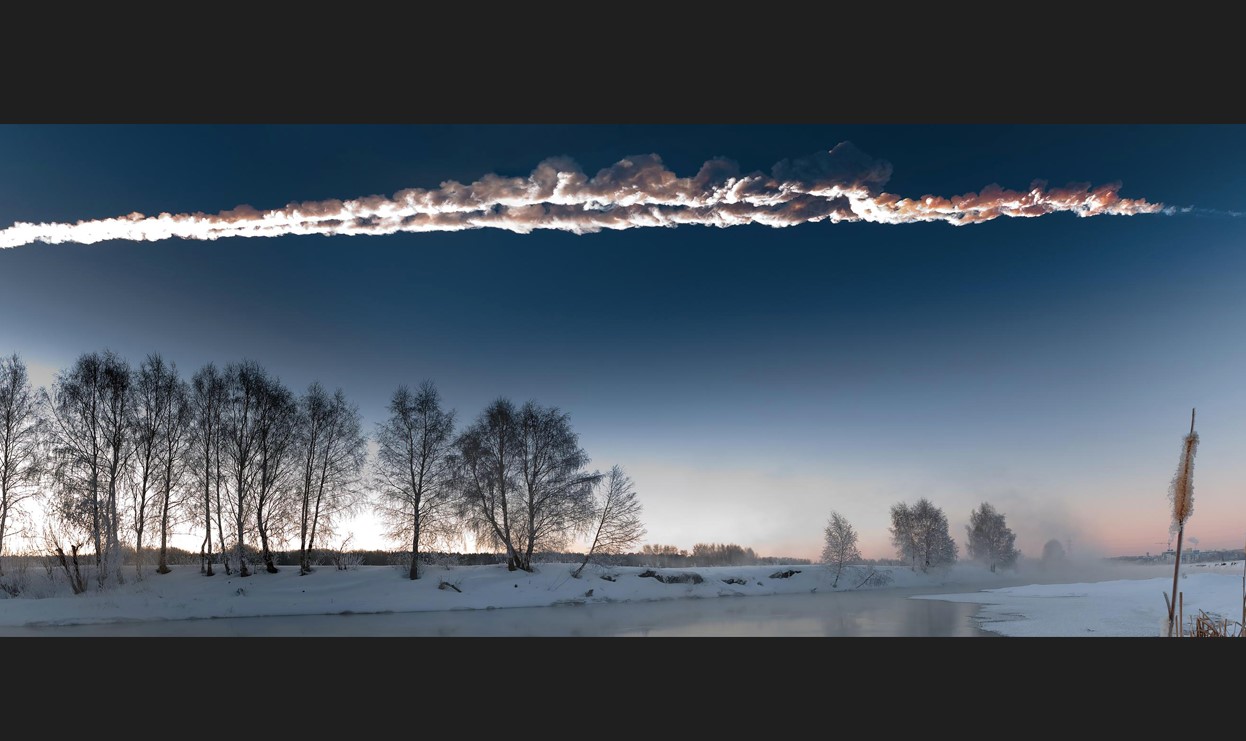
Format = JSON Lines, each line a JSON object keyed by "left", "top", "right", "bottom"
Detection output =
{"left": 0, "top": 142, "right": 1165, "bottom": 249}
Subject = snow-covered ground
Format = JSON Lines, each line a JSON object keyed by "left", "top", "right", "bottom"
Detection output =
{"left": 0, "top": 557, "right": 1238, "bottom": 636}
{"left": 919, "top": 560, "right": 1245, "bottom": 637}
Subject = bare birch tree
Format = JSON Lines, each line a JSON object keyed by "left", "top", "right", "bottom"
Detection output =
{"left": 373, "top": 382, "right": 455, "bottom": 580}
{"left": 455, "top": 398, "right": 522, "bottom": 570}
{"left": 129, "top": 354, "right": 166, "bottom": 578}
{"left": 512, "top": 401, "right": 599, "bottom": 570}
{"left": 0, "top": 354, "right": 44, "bottom": 575}
{"left": 189, "top": 363, "right": 227, "bottom": 576}
{"left": 573, "top": 464, "right": 644, "bottom": 578}
{"left": 154, "top": 363, "right": 191, "bottom": 575}
{"left": 45, "top": 351, "right": 132, "bottom": 587}
{"left": 288, "top": 383, "right": 367, "bottom": 575}
{"left": 252, "top": 374, "right": 298, "bottom": 574}
{"left": 457, "top": 399, "right": 599, "bottom": 572}
{"left": 97, "top": 353, "right": 133, "bottom": 585}
{"left": 221, "top": 360, "right": 270, "bottom": 578}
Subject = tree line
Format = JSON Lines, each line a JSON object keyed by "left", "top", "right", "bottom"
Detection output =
{"left": 0, "top": 351, "right": 645, "bottom": 592}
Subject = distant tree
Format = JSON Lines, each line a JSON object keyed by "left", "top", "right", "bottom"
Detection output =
{"left": 641, "top": 544, "right": 686, "bottom": 568}
{"left": 455, "top": 398, "right": 599, "bottom": 572}
{"left": 373, "top": 382, "right": 455, "bottom": 580}
{"left": 573, "top": 465, "right": 645, "bottom": 578}
{"left": 965, "top": 502, "right": 1019, "bottom": 572}
{"left": 821, "top": 511, "right": 861, "bottom": 587}
{"left": 890, "top": 498, "right": 958, "bottom": 572}
{"left": 0, "top": 354, "right": 43, "bottom": 575}
{"left": 691, "top": 543, "right": 758, "bottom": 566}
{"left": 1041, "top": 538, "right": 1066, "bottom": 567}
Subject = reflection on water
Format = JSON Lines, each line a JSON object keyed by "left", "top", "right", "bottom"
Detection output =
{"left": 1, "top": 585, "right": 992, "bottom": 637}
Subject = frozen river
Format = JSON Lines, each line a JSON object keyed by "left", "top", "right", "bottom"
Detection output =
{"left": 0, "top": 584, "right": 993, "bottom": 637}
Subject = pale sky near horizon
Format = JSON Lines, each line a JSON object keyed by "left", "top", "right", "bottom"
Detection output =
{"left": 3, "top": 124, "right": 1246, "bottom": 562}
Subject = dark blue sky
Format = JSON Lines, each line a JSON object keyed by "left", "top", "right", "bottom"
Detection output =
{"left": 3, "top": 125, "right": 1245, "bottom": 559}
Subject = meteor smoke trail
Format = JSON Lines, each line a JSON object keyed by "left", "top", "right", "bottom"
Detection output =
{"left": 0, "top": 142, "right": 1164, "bottom": 249}
{"left": 1161, "top": 206, "right": 1245, "bottom": 218}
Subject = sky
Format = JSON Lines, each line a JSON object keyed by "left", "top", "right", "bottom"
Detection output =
{"left": 0, "top": 551, "right": 1219, "bottom": 637}
{"left": 2, "top": 124, "right": 1246, "bottom": 562}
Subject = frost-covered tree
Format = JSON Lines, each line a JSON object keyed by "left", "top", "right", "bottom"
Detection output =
{"left": 640, "top": 544, "right": 686, "bottom": 568}
{"left": 573, "top": 465, "right": 644, "bottom": 578}
{"left": 890, "top": 498, "right": 957, "bottom": 572}
{"left": 1041, "top": 538, "right": 1066, "bottom": 566}
{"left": 965, "top": 502, "right": 1019, "bottom": 572}
{"left": 373, "top": 382, "right": 455, "bottom": 580}
{"left": 821, "top": 510, "right": 861, "bottom": 587}
{"left": 0, "top": 354, "right": 43, "bottom": 575}
{"left": 690, "top": 543, "right": 757, "bottom": 566}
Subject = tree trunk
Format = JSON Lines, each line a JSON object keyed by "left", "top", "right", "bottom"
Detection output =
{"left": 156, "top": 488, "right": 171, "bottom": 574}
{"left": 91, "top": 468, "right": 102, "bottom": 570}
{"left": 409, "top": 514, "right": 421, "bottom": 580}
{"left": 134, "top": 527, "right": 144, "bottom": 578}
{"left": 199, "top": 531, "right": 208, "bottom": 575}
{"left": 203, "top": 462, "right": 214, "bottom": 576}
{"left": 236, "top": 507, "right": 249, "bottom": 578}
{"left": 572, "top": 553, "right": 591, "bottom": 579}
{"left": 235, "top": 452, "right": 249, "bottom": 577}
{"left": 157, "top": 457, "right": 174, "bottom": 574}
{"left": 258, "top": 516, "right": 278, "bottom": 574}
{"left": 0, "top": 506, "right": 7, "bottom": 577}
{"left": 307, "top": 485, "right": 323, "bottom": 575}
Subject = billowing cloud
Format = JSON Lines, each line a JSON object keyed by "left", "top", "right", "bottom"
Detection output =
{"left": 0, "top": 141, "right": 1164, "bottom": 249}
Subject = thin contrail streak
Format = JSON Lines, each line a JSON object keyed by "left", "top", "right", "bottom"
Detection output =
{"left": 0, "top": 142, "right": 1166, "bottom": 249}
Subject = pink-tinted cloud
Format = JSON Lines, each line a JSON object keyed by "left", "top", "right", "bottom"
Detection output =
{"left": 0, "top": 141, "right": 1164, "bottom": 249}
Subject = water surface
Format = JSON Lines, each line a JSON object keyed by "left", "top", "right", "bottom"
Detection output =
{"left": 0, "top": 584, "right": 992, "bottom": 637}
